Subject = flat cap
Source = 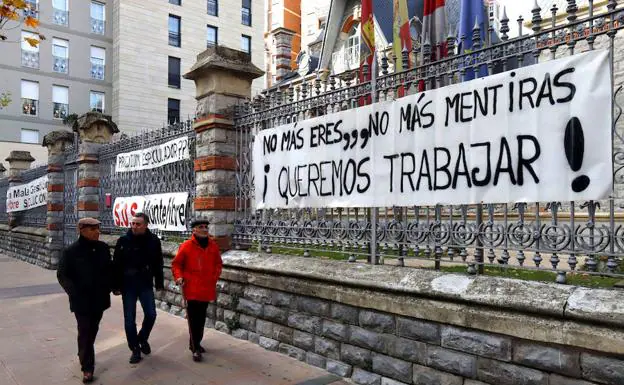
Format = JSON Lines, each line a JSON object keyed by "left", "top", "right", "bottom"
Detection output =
{"left": 78, "top": 217, "right": 101, "bottom": 227}
{"left": 190, "top": 217, "right": 210, "bottom": 228}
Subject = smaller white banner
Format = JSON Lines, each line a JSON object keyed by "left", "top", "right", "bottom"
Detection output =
{"left": 6, "top": 175, "right": 48, "bottom": 213}
{"left": 112, "top": 192, "right": 189, "bottom": 232}
{"left": 115, "top": 136, "right": 190, "bottom": 173}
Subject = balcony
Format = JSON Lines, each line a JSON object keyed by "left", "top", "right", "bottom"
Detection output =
{"left": 22, "top": 99, "right": 38, "bottom": 116}
{"left": 53, "top": 56, "right": 68, "bottom": 73}
{"left": 331, "top": 46, "right": 360, "bottom": 75}
{"left": 91, "top": 18, "right": 105, "bottom": 34}
{"left": 242, "top": 11, "right": 251, "bottom": 26}
{"left": 53, "top": 8, "right": 69, "bottom": 26}
{"left": 169, "top": 32, "right": 180, "bottom": 47}
{"left": 21, "top": 50, "right": 39, "bottom": 69}
{"left": 90, "top": 62, "right": 105, "bottom": 80}
{"left": 53, "top": 103, "right": 69, "bottom": 120}
{"left": 24, "top": 0, "right": 38, "bottom": 19}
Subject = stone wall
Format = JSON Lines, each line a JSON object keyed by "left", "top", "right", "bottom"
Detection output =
{"left": 147, "top": 245, "right": 624, "bottom": 385}
{"left": 0, "top": 225, "right": 49, "bottom": 268}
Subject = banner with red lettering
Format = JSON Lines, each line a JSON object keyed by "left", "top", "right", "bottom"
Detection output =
{"left": 113, "top": 192, "right": 189, "bottom": 231}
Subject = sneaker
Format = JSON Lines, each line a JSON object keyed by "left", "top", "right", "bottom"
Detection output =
{"left": 82, "top": 372, "right": 94, "bottom": 383}
{"left": 139, "top": 340, "right": 151, "bottom": 355}
{"left": 192, "top": 351, "right": 202, "bottom": 362}
{"left": 129, "top": 349, "right": 142, "bottom": 364}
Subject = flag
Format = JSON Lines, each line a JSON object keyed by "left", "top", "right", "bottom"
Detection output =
{"left": 359, "top": 0, "right": 375, "bottom": 105}
{"left": 393, "top": 0, "right": 412, "bottom": 97}
{"left": 458, "top": 0, "right": 488, "bottom": 80}
{"left": 420, "top": 0, "right": 447, "bottom": 91}
{"left": 393, "top": 0, "right": 412, "bottom": 71}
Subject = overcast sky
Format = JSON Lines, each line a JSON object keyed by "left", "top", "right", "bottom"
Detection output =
{"left": 497, "top": 1, "right": 535, "bottom": 37}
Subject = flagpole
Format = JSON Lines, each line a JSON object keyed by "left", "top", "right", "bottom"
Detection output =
{"left": 370, "top": 51, "right": 380, "bottom": 265}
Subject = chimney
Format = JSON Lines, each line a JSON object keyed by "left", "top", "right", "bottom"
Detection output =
{"left": 271, "top": 27, "right": 296, "bottom": 82}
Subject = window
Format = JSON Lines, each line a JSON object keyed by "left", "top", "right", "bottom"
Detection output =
{"left": 52, "top": 0, "right": 68, "bottom": 26}
{"left": 53, "top": 85, "right": 69, "bottom": 119}
{"left": 52, "top": 38, "right": 69, "bottom": 73}
{"left": 169, "top": 15, "right": 181, "bottom": 47}
{"left": 91, "top": 1, "right": 105, "bottom": 34}
{"left": 207, "top": 0, "right": 218, "bottom": 16}
{"left": 241, "top": 35, "right": 251, "bottom": 54}
{"left": 206, "top": 25, "right": 217, "bottom": 47}
{"left": 21, "top": 80, "right": 39, "bottom": 116}
{"left": 90, "top": 91, "right": 105, "bottom": 113}
{"left": 21, "top": 129, "right": 39, "bottom": 144}
{"left": 242, "top": 0, "right": 251, "bottom": 26}
{"left": 90, "top": 46, "right": 105, "bottom": 80}
{"left": 168, "top": 56, "right": 181, "bottom": 88}
{"left": 24, "top": 0, "right": 38, "bottom": 19}
{"left": 168, "top": 98, "right": 180, "bottom": 125}
{"left": 21, "top": 31, "right": 39, "bottom": 69}
{"left": 169, "top": 0, "right": 181, "bottom": 4}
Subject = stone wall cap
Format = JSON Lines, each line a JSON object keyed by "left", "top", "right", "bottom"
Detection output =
{"left": 74, "top": 112, "right": 119, "bottom": 134}
{"left": 42, "top": 130, "right": 74, "bottom": 148}
{"left": 220, "top": 250, "right": 624, "bottom": 327}
{"left": 184, "top": 45, "right": 264, "bottom": 81}
{"left": 5, "top": 151, "right": 35, "bottom": 163}
{"left": 270, "top": 27, "right": 296, "bottom": 36}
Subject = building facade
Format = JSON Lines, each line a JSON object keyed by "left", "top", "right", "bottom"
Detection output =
{"left": 0, "top": 0, "right": 264, "bottom": 164}
{"left": 0, "top": 0, "right": 113, "bottom": 163}
{"left": 113, "top": 0, "right": 264, "bottom": 132}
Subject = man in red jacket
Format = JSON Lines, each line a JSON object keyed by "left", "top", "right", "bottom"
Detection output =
{"left": 172, "top": 217, "right": 223, "bottom": 362}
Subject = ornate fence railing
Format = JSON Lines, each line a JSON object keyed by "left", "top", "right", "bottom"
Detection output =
{"left": 98, "top": 119, "right": 197, "bottom": 241}
{"left": 233, "top": 1, "right": 624, "bottom": 282}
{"left": 18, "top": 165, "right": 48, "bottom": 227}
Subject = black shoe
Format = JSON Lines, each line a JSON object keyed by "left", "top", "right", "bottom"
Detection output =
{"left": 82, "top": 372, "right": 94, "bottom": 383}
{"left": 139, "top": 340, "right": 151, "bottom": 355}
{"left": 129, "top": 349, "right": 142, "bottom": 364}
{"left": 189, "top": 345, "right": 206, "bottom": 353}
{"left": 192, "top": 351, "right": 202, "bottom": 362}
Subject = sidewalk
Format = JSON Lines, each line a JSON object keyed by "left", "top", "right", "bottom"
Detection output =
{"left": 0, "top": 255, "right": 350, "bottom": 385}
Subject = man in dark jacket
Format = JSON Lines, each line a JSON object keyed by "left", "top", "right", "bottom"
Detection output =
{"left": 112, "top": 212, "right": 164, "bottom": 364}
{"left": 57, "top": 217, "right": 112, "bottom": 384}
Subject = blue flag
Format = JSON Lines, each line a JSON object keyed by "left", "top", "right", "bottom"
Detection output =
{"left": 458, "top": 0, "right": 488, "bottom": 80}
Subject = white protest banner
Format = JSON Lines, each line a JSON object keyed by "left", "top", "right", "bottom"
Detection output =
{"left": 6, "top": 175, "right": 48, "bottom": 213}
{"left": 115, "top": 136, "right": 189, "bottom": 173}
{"left": 254, "top": 49, "right": 613, "bottom": 209}
{"left": 113, "top": 192, "right": 189, "bottom": 231}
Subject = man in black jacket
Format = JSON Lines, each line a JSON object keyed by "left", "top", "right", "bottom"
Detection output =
{"left": 113, "top": 212, "right": 164, "bottom": 364}
{"left": 57, "top": 217, "right": 112, "bottom": 384}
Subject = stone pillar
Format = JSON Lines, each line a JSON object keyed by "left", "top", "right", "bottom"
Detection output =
{"left": 73, "top": 112, "right": 118, "bottom": 220}
{"left": 184, "top": 45, "right": 263, "bottom": 251}
{"left": 42, "top": 131, "right": 75, "bottom": 268}
{"left": 5, "top": 151, "right": 35, "bottom": 227}
{"left": 271, "top": 27, "right": 295, "bottom": 82}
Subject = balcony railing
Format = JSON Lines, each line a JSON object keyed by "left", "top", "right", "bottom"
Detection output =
{"left": 242, "top": 10, "right": 251, "bottom": 26}
{"left": 91, "top": 18, "right": 105, "bottom": 34}
{"left": 22, "top": 99, "right": 38, "bottom": 116}
{"left": 53, "top": 8, "right": 68, "bottom": 26}
{"left": 169, "top": 32, "right": 180, "bottom": 47}
{"left": 91, "top": 61, "right": 105, "bottom": 80}
{"left": 21, "top": 50, "right": 39, "bottom": 69}
{"left": 207, "top": 1, "right": 218, "bottom": 16}
{"left": 24, "top": 0, "right": 38, "bottom": 19}
{"left": 53, "top": 103, "right": 68, "bottom": 119}
{"left": 331, "top": 46, "right": 360, "bottom": 75}
{"left": 53, "top": 56, "right": 68, "bottom": 73}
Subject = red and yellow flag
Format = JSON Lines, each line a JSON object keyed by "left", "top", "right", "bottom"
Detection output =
{"left": 393, "top": 0, "right": 412, "bottom": 72}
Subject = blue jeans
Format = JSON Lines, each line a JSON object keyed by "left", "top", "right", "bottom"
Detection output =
{"left": 122, "top": 285, "right": 157, "bottom": 351}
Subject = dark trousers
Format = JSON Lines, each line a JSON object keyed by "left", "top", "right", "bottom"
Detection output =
{"left": 75, "top": 312, "right": 103, "bottom": 373}
{"left": 186, "top": 300, "right": 209, "bottom": 352}
{"left": 122, "top": 285, "right": 157, "bottom": 351}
